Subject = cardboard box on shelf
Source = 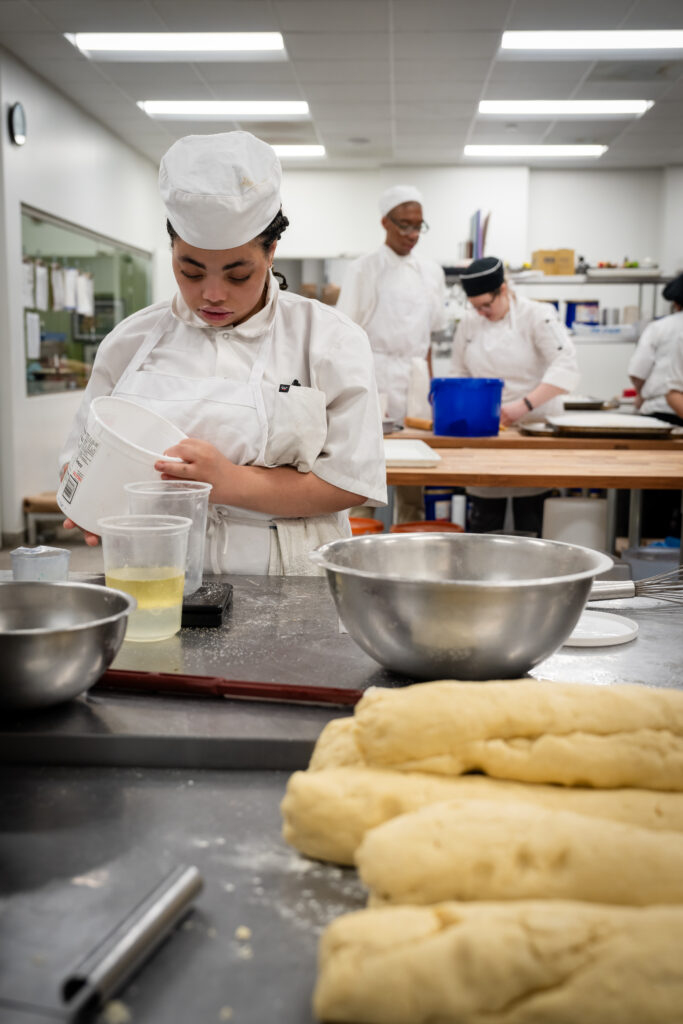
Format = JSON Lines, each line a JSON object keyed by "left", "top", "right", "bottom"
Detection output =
{"left": 531, "top": 249, "right": 575, "bottom": 275}
{"left": 320, "top": 283, "right": 340, "bottom": 306}
{"left": 299, "top": 283, "right": 319, "bottom": 300}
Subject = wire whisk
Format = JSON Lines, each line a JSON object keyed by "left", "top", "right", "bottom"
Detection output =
{"left": 590, "top": 565, "right": 683, "bottom": 606}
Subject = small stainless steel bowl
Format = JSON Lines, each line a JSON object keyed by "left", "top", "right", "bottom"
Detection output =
{"left": 0, "top": 581, "right": 135, "bottom": 709}
{"left": 311, "top": 533, "right": 613, "bottom": 680}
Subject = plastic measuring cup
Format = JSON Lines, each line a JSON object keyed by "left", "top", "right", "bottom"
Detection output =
{"left": 10, "top": 545, "right": 71, "bottom": 581}
{"left": 97, "top": 514, "right": 191, "bottom": 643}
{"left": 124, "top": 481, "right": 211, "bottom": 596}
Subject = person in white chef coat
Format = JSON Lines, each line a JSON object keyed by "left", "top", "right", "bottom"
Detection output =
{"left": 336, "top": 185, "right": 447, "bottom": 425}
{"left": 629, "top": 272, "right": 683, "bottom": 426}
{"left": 452, "top": 256, "right": 579, "bottom": 534}
{"left": 665, "top": 333, "right": 683, "bottom": 425}
{"left": 60, "top": 131, "right": 386, "bottom": 575}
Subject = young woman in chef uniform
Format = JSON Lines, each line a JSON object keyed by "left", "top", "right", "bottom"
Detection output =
{"left": 451, "top": 256, "right": 579, "bottom": 534}
{"left": 60, "top": 132, "right": 387, "bottom": 574}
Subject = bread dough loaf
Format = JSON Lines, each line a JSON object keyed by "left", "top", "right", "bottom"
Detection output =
{"left": 354, "top": 680, "right": 683, "bottom": 790}
{"left": 356, "top": 798, "right": 683, "bottom": 906}
{"left": 308, "top": 716, "right": 361, "bottom": 771}
{"left": 314, "top": 901, "right": 683, "bottom": 1023}
{"left": 282, "top": 766, "right": 683, "bottom": 865}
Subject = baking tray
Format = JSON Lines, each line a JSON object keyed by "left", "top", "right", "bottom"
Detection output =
{"left": 562, "top": 396, "right": 620, "bottom": 411}
{"left": 545, "top": 413, "right": 678, "bottom": 438}
{"left": 383, "top": 439, "right": 441, "bottom": 466}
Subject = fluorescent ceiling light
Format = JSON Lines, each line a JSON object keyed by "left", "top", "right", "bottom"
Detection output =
{"left": 272, "top": 145, "right": 326, "bottom": 158}
{"left": 501, "top": 30, "right": 683, "bottom": 52}
{"left": 138, "top": 101, "right": 309, "bottom": 121}
{"left": 464, "top": 145, "right": 607, "bottom": 158}
{"left": 65, "top": 32, "right": 285, "bottom": 62}
{"left": 479, "top": 100, "right": 653, "bottom": 119}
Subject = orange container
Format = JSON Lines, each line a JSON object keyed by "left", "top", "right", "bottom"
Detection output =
{"left": 350, "top": 516, "right": 385, "bottom": 536}
{"left": 390, "top": 521, "right": 464, "bottom": 533}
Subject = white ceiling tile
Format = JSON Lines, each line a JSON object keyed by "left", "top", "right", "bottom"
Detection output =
{"left": 393, "top": 32, "right": 500, "bottom": 61}
{"left": 392, "top": 0, "right": 512, "bottom": 32}
{"left": 145, "top": 1, "right": 276, "bottom": 31}
{"left": 303, "top": 81, "right": 390, "bottom": 102}
{"left": 394, "top": 79, "right": 483, "bottom": 102}
{"left": 392, "top": 59, "right": 491, "bottom": 83}
{"left": 307, "top": 101, "right": 391, "bottom": 119}
{"left": 0, "top": 2, "right": 52, "bottom": 30}
{"left": 274, "top": 1, "right": 388, "bottom": 32}
{"left": 284, "top": 31, "right": 389, "bottom": 61}
{"left": 32, "top": 1, "right": 167, "bottom": 31}
{"left": 294, "top": 59, "right": 390, "bottom": 82}
{"left": 487, "top": 62, "right": 593, "bottom": 85}
{"left": 0, "top": 30, "right": 75, "bottom": 59}
{"left": 199, "top": 63, "right": 299, "bottom": 85}
{"left": 507, "top": 0, "right": 635, "bottom": 30}
{"left": 622, "top": 0, "right": 683, "bottom": 29}
{"left": 397, "top": 100, "right": 476, "bottom": 120}
{"left": 469, "top": 123, "right": 550, "bottom": 143}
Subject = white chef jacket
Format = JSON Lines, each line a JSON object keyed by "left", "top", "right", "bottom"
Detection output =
{"left": 668, "top": 336, "right": 683, "bottom": 392}
{"left": 628, "top": 310, "right": 683, "bottom": 416}
{"left": 451, "top": 293, "right": 580, "bottom": 498}
{"left": 336, "top": 244, "right": 447, "bottom": 422}
{"left": 61, "top": 275, "right": 387, "bottom": 572}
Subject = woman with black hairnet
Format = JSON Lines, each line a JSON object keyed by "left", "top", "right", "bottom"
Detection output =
{"left": 451, "top": 256, "right": 579, "bottom": 535}
{"left": 629, "top": 272, "right": 683, "bottom": 426}
{"left": 60, "top": 131, "right": 386, "bottom": 574}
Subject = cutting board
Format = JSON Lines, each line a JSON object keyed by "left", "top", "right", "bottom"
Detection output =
{"left": 383, "top": 439, "right": 442, "bottom": 467}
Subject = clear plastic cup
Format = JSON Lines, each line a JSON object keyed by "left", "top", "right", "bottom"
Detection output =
{"left": 97, "top": 514, "right": 191, "bottom": 643}
{"left": 124, "top": 481, "right": 211, "bottom": 596}
{"left": 10, "top": 545, "right": 71, "bottom": 581}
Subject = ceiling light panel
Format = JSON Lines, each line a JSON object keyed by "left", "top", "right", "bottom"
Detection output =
{"left": 500, "top": 31, "right": 683, "bottom": 60}
{"left": 464, "top": 144, "right": 607, "bottom": 158}
{"left": 479, "top": 100, "right": 653, "bottom": 118}
{"left": 65, "top": 32, "right": 286, "bottom": 62}
{"left": 138, "top": 101, "right": 309, "bottom": 121}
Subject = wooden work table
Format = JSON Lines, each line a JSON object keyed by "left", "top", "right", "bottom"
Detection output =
{"left": 387, "top": 426, "right": 683, "bottom": 450}
{"left": 383, "top": 446, "right": 683, "bottom": 557}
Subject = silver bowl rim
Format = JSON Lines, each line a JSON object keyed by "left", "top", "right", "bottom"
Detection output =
{"left": 0, "top": 580, "right": 136, "bottom": 636}
{"left": 309, "top": 532, "right": 614, "bottom": 588}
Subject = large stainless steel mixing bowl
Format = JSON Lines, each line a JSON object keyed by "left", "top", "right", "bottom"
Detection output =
{"left": 0, "top": 581, "right": 135, "bottom": 709}
{"left": 310, "top": 533, "right": 613, "bottom": 680}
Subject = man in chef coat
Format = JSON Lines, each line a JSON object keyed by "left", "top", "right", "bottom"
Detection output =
{"left": 336, "top": 185, "right": 447, "bottom": 425}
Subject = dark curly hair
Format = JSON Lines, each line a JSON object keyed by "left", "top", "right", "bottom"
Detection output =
{"left": 166, "top": 208, "right": 290, "bottom": 290}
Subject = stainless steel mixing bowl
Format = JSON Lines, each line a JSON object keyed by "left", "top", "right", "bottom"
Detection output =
{"left": 0, "top": 581, "right": 136, "bottom": 709}
{"left": 310, "top": 533, "right": 613, "bottom": 680}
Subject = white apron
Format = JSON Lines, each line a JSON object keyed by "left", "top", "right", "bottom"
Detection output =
{"left": 113, "top": 308, "right": 339, "bottom": 574}
{"left": 365, "top": 261, "right": 433, "bottom": 423}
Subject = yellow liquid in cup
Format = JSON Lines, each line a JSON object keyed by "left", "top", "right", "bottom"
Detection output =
{"left": 105, "top": 567, "right": 184, "bottom": 642}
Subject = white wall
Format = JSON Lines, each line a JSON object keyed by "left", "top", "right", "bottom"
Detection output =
{"left": 528, "top": 168, "right": 663, "bottom": 268}
{"left": 660, "top": 167, "right": 683, "bottom": 278}
{"left": 279, "top": 165, "right": 529, "bottom": 268}
{"left": 0, "top": 48, "right": 172, "bottom": 538}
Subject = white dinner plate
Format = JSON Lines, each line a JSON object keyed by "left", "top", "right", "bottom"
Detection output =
{"left": 563, "top": 611, "right": 639, "bottom": 647}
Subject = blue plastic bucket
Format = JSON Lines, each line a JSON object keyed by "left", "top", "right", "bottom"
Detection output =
{"left": 429, "top": 377, "right": 503, "bottom": 437}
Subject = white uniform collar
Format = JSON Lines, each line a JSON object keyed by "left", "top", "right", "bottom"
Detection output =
{"left": 171, "top": 270, "right": 279, "bottom": 338}
{"left": 382, "top": 242, "right": 419, "bottom": 268}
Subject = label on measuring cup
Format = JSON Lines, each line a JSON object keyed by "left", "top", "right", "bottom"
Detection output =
{"left": 60, "top": 430, "right": 100, "bottom": 505}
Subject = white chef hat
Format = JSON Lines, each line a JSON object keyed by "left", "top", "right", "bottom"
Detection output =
{"left": 159, "top": 131, "right": 282, "bottom": 250}
{"left": 378, "top": 185, "right": 423, "bottom": 218}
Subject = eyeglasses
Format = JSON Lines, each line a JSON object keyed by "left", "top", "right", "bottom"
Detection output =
{"left": 387, "top": 216, "right": 430, "bottom": 236}
{"left": 470, "top": 290, "right": 503, "bottom": 313}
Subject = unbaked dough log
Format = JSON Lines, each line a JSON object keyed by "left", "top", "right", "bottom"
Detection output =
{"left": 354, "top": 680, "right": 683, "bottom": 790}
{"left": 356, "top": 798, "right": 683, "bottom": 906}
{"left": 314, "top": 901, "right": 683, "bottom": 1024}
{"left": 281, "top": 766, "right": 683, "bottom": 865}
{"left": 308, "top": 716, "right": 362, "bottom": 771}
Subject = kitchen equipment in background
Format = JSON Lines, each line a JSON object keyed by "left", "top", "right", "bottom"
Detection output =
{"left": 125, "top": 480, "right": 211, "bottom": 596}
{"left": 0, "top": 580, "right": 134, "bottom": 709}
{"left": 390, "top": 521, "right": 464, "bottom": 533}
{"left": 451, "top": 491, "right": 467, "bottom": 529}
{"left": 589, "top": 566, "right": 683, "bottom": 604}
{"left": 309, "top": 533, "right": 612, "bottom": 680}
{"left": 350, "top": 517, "right": 384, "bottom": 536}
{"left": 542, "top": 497, "right": 608, "bottom": 552}
{"left": 98, "top": 514, "right": 191, "bottom": 643}
{"left": 424, "top": 486, "right": 456, "bottom": 521}
{"left": 57, "top": 396, "right": 187, "bottom": 535}
{"left": 620, "top": 547, "right": 682, "bottom": 583}
{"left": 563, "top": 610, "right": 639, "bottom": 647}
{"left": 429, "top": 377, "right": 503, "bottom": 437}
{"left": 383, "top": 439, "right": 441, "bottom": 467}
{"left": 562, "top": 395, "right": 620, "bottom": 411}
{"left": 565, "top": 300, "right": 599, "bottom": 329}
{"left": 602, "top": 308, "right": 621, "bottom": 324}
{"left": 10, "top": 544, "right": 70, "bottom": 581}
